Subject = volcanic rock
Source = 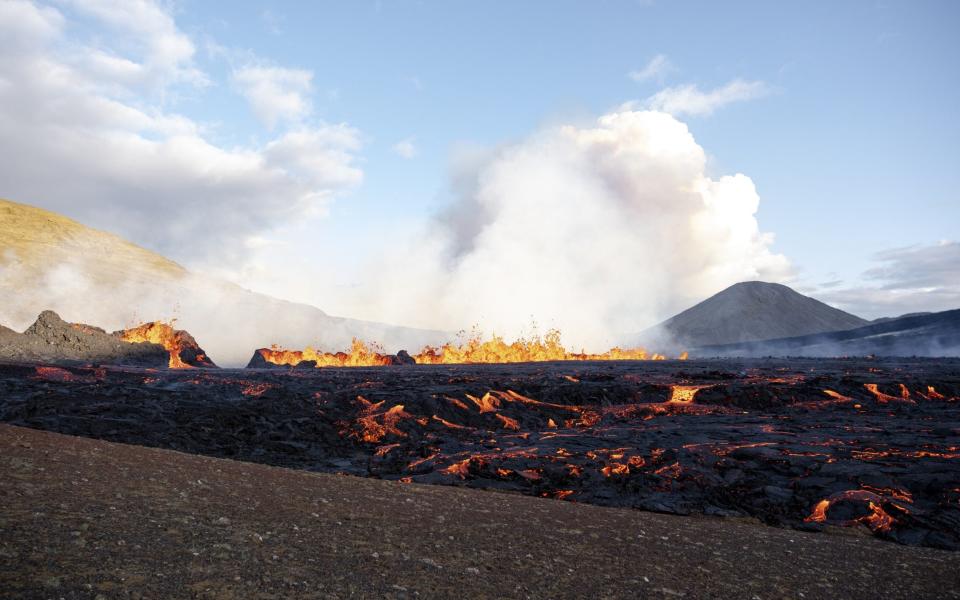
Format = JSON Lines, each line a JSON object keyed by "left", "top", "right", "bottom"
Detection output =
{"left": 638, "top": 281, "right": 868, "bottom": 350}
{"left": 0, "top": 311, "right": 169, "bottom": 367}
{"left": 3, "top": 357, "right": 957, "bottom": 550}
{"left": 392, "top": 350, "right": 416, "bottom": 365}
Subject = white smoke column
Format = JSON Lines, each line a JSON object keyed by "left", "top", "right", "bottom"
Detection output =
{"left": 363, "top": 110, "right": 791, "bottom": 349}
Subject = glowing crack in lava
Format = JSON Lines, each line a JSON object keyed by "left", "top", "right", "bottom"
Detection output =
{"left": 864, "top": 383, "right": 916, "bottom": 404}
{"left": 2, "top": 358, "right": 958, "bottom": 550}
{"left": 118, "top": 322, "right": 213, "bottom": 369}
{"left": 252, "top": 329, "right": 686, "bottom": 368}
{"left": 668, "top": 385, "right": 708, "bottom": 404}
{"left": 804, "top": 489, "right": 908, "bottom": 533}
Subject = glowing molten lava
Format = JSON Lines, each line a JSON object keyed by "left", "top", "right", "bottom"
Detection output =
{"left": 254, "top": 329, "right": 685, "bottom": 368}
{"left": 804, "top": 489, "right": 906, "bottom": 533}
{"left": 350, "top": 396, "right": 413, "bottom": 443}
{"left": 413, "top": 330, "right": 668, "bottom": 364}
{"left": 668, "top": 385, "right": 707, "bottom": 404}
{"left": 118, "top": 322, "right": 211, "bottom": 369}
{"left": 864, "top": 383, "right": 916, "bottom": 405}
{"left": 255, "top": 339, "right": 396, "bottom": 368}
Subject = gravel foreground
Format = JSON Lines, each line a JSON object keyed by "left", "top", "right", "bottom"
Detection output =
{"left": 1, "top": 424, "right": 957, "bottom": 600}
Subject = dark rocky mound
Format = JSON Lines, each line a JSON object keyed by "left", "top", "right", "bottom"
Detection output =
{"left": 0, "top": 311, "right": 169, "bottom": 367}
{"left": 699, "top": 308, "right": 960, "bottom": 357}
{"left": 639, "top": 281, "right": 868, "bottom": 349}
{"left": 171, "top": 328, "right": 217, "bottom": 368}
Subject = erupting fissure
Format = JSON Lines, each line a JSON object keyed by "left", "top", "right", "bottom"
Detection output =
{"left": 252, "top": 330, "right": 685, "bottom": 368}
{"left": 118, "top": 321, "right": 214, "bottom": 369}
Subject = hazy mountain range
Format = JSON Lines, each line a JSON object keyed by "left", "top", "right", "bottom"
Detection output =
{"left": 0, "top": 199, "right": 446, "bottom": 367}
{"left": 2, "top": 198, "right": 956, "bottom": 363}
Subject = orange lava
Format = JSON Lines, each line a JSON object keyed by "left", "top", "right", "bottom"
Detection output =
{"left": 668, "top": 385, "right": 708, "bottom": 404}
{"left": 240, "top": 383, "right": 272, "bottom": 396}
{"left": 351, "top": 397, "right": 412, "bottom": 443}
{"left": 257, "top": 329, "right": 685, "bottom": 367}
{"left": 823, "top": 389, "right": 853, "bottom": 402}
{"left": 864, "top": 383, "right": 916, "bottom": 405}
{"left": 119, "top": 322, "right": 191, "bottom": 368}
{"left": 442, "top": 458, "right": 473, "bottom": 479}
{"left": 255, "top": 339, "right": 395, "bottom": 368}
{"left": 33, "top": 366, "right": 81, "bottom": 382}
{"left": 804, "top": 489, "right": 905, "bottom": 533}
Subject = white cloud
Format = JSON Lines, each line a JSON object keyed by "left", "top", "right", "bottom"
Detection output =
{"left": 0, "top": 0, "right": 361, "bottom": 272}
{"left": 233, "top": 65, "right": 314, "bottom": 129}
{"left": 347, "top": 110, "right": 791, "bottom": 349}
{"left": 628, "top": 54, "right": 673, "bottom": 83}
{"left": 0, "top": 0, "right": 62, "bottom": 47}
{"left": 643, "top": 79, "right": 770, "bottom": 117}
{"left": 817, "top": 241, "right": 960, "bottom": 318}
{"left": 392, "top": 137, "right": 417, "bottom": 159}
{"left": 63, "top": 0, "right": 207, "bottom": 88}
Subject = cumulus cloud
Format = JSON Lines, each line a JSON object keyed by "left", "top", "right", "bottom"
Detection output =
{"left": 643, "top": 79, "right": 770, "bottom": 117}
{"left": 349, "top": 110, "right": 791, "bottom": 349}
{"left": 64, "top": 0, "right": 207, "bottom": 88}
{"left": 0, "top": 0, "right": 361, "bottom": 272}
{"left": 233, "top": 65, "right": 314, "bottom": 129}
{"left": 392, "top": 137, "right": 417, "bottom": 159}
{"left": 817, "top": 241, "right": 960, "bottom": 318}
{"left": 628, "top": 54, "right": 673, "bottom": 83}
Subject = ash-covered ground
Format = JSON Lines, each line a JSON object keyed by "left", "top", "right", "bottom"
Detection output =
{"left": 1, "top": 358, "right": 958, "bottom": 550}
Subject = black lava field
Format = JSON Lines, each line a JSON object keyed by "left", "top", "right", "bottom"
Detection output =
{"left": 1, "top": 358, "right": 958, "bottom": 550}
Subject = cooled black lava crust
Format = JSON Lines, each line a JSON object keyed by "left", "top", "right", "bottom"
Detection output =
{"left": 1, "top": 358, "right": 958, "bottom": 550}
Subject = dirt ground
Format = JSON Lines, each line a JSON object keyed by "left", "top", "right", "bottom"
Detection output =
{"left": 1, "top": 423, "right": 957, "bottom": 599}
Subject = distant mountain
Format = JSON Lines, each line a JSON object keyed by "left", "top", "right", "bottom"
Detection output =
{"left": 871, "top": 312, "right": 933, "bottom": 324}
{"left": 638, "top": 281, "right": 868, "bottom": 350}
{"left": 0, "top": 198, "right": 446, "bottom": 366}
{"left": 697, "top": 309, "right": 960, "bottom": 357}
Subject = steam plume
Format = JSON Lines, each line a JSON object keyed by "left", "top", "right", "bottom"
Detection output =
{"left": 353, "top": 110, "right": 791, "bottom": 349}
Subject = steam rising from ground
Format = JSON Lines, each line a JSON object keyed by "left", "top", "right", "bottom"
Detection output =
{"left": 0, "top": 250, "right": 445, "bottom": 367}
{"left": 356, "top": 110, "right": 791, "bottom": 350}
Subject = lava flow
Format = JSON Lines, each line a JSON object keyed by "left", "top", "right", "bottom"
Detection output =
{"left": 804, "top": 489, "right": 906, "bottom": 533}
{"left": 2, "top": 357, "right": 958, "bottom": 551}
{"left": 118, "top": 322, "right": 216, "bottom": 369}
{"left": 253, "top": 339, "right": 400, "bottom": 368}
{"left": 249, "top": 329, "right": 684, "bottom": 368}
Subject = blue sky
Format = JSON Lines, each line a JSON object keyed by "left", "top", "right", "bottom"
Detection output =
{"left": 1, "top": 0, "right": 958, "bottom": 338}
{"left": 177, "top": 0, "right": 959, "bottom": 275}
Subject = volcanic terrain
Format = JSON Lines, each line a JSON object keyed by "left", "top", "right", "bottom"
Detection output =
{"left": 2, "top": 357, "right": 958, "bottom": 553}
{"left": 3, "top": 423, "right": 957, "bottom": 599}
